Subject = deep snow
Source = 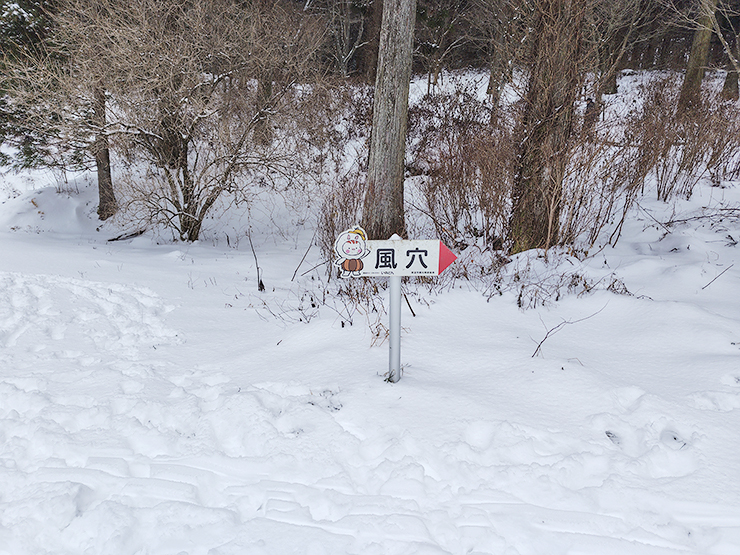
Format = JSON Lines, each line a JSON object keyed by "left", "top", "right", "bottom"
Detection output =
{"left": 2, "top": 79, "right": 740, "bottom": 554}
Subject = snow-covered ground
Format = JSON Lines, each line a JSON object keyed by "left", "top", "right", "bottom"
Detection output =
{"left": 2, "top": 86, "right": 740, "bottom": 553}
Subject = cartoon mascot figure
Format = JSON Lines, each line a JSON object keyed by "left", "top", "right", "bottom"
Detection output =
{"left": 334, "top": 226, "right": 369, "bottom": 277}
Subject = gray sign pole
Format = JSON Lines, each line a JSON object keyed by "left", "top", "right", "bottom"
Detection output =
{"left": 388, "top": 274, "right": 402, "bottom": 383}
{"left": 387, "top": 233, "right": 402, "bottom": 383}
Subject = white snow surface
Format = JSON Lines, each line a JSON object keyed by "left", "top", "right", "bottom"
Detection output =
{"left": 2, "top": 94, "right": 740, "bottom": 554}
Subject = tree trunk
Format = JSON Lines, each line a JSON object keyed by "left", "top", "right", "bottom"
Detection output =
{"left": 722, "top": 64, "right": 739, "bottom": 100}
{"left": 358, "top": 0, "right": 384, "bottom": 84}
{"left": 721, "top": 36, "right": 739, "bottom": 100}
{"left": 361, "top": 0, "right": 416, "bottom": 240}
{"left": 509, "top": 0, "right": 585, "bottom": 254}
{"left": 601, "top": 67, "right": 618, "bottom": 96}
{"left": 679, "top": 0, "right": 719, "bottom": 109}
{"left": 642, "top": 33, "right": 661, "bottom": 69}
{"left": 487, "top": 43, "right": 507, "bottom": 108}
{"left": 93, "top": 87, "right": 116, "bottom": 220}
{"left": 255, "top": 77, "right": 273, "bottom": 145}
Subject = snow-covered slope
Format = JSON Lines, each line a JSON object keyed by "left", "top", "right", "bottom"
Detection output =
{"left": 1, "top": 115, "right": 740, "bottom": 554}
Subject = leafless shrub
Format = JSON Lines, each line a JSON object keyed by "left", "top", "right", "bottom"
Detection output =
{"left": 407, "top": 80, "right": 514, "bottom": 250}
{"left": 559, "top": 142, "right": 619, "bottom": 247}
{"left": 290, "top": 84, "right": 368, "bottom": 167}
{"left": 430, "top": 243, "right": 510, "bottom": 292}
{"left": 623, "top": 75, "right": 740, "bottom": 201}
{"left": 317, "top": 166, "right": 366, "bottom": 269}
{"left": 314, "top": 84, "right": 373, "bottom": 269}
{"left": 480, "top": 249, "right": 631, "bottom": 309}
{"left": 703, "top": 96, "right": 740, "bottom": 184}
{"left": 557, "top": 107, "right": 651, "bottom": 248}
{"left": 52, "top": 0, "right": 328, "bottom": 241}
{"left": 403, "top": 75, "right": 649, "bottom": 257}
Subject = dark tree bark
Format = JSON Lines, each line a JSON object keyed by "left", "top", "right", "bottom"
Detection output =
{"left": 487, "top": 39, "right": 508, "bottom": 108}
{"left": 715, "top": 7, "right": 740, "bottom": 100}
{"left": 358, "top": 0, "right": 384, "bottom": 83}
{"left": 509, "top": 0, "right": 586, "bottom": 254}
{"left": 361, "top": 0, "right": 416, "bottom": 240}
{"left": 93, "top": 86, "right": 116, "bottom": 220}
{"left": 255, "top": 77, "right": 274, "bottom": 145}
{"left": 679, "top": 0, "right": 719, "bottom": 108}
{"left": 722, "top": 62, "right": 739, "bottom": 99}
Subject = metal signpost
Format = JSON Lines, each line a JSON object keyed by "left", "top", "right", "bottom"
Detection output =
{"left": 334, "top": 227, "right": 457, "bottom": 382}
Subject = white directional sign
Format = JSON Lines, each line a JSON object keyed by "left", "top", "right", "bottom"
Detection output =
{"left": 334, "top": 227, "right": 457, "bottom": 278}
{"left": 334, "top": 227, "right": 458, "bottom": 383}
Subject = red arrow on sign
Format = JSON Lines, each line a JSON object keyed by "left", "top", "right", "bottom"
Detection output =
{"left": 438, "top": 242, "right": 457, "bottom": 274}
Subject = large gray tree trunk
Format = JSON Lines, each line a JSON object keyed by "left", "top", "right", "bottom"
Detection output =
{"left": 679, "top": 0, "right": 719, "bottom": 108}
{"left": 361, "top": 0, "right": 416, "bottom": 240}
{"left": 93, "top": 87, "right": 116, "bottom": 221}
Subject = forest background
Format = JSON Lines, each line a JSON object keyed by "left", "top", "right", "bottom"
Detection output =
{"left": 1, "top": 0, "right": 740, "bottom": 261}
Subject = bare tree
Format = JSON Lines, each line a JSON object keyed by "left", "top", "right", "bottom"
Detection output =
{"left": 679, "top": 0, "right": 721, "bottom": 107}
{"left": 589, "top": 1, "right": 670, "bottom": 111}
{"left": 660, "top": 0, "right": 740, "bottom": 103}
{"left": 713, "top": 2, "right": 740, "bottom": 99}
{"left": 312, "top": 0, "right": 370, "bottom": 78}
{"left": 481, "top": 0, "right": 672, "bottom": 253}
{"left": 721, "top": 33, "right": 739, "bottom": 99}
{"left": 415, "top": 0, "right": 469, "bottom": 93}
{"left": 468, "top": 0, "right": 529, "bottom": 107}
{"left": 509, "top": 0, "right": 592, "bottom": 253}
{"left": 357, "top": 0, "right": 384, "bottom": 83}
{"left": 92, "top": 84, "right": 116, "bottom": 219}
{"left": 53, "top": 0, "right": 326, "bottom": 241}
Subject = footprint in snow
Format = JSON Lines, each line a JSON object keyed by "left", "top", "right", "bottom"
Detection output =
{"left": 605, "top": 430, "right": 621, "bottom": 445}
{"left": 660, "top": 429, "right": 688, "bottom": 450}
{"left": 688, "top": 391, "right": 740, "bottom": 412}
{"left": 607, "top": 428, "right": 689, "bottom": 451}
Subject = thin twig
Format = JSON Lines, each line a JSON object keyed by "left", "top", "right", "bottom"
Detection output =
{"left": 635, "top": 201, "right": 671, "bottom": 233}
{"left": 107, "top": 229, "right": 146, "bottom": 242}
{"left": 301, "top": 260, "right": 329, "bottom": 277}
{"left": 403, "top": 293, "right": 416, "bottom": 317}
{"left": 532, "top": 304, "right": 608, "bottom": 358}
{"left": 291, "top": 227, "right": 318, "bottom": 281}
{"left": 702, "top": 264, "right": 734, "bottom": 290}
{"left": 247, "top": 228, "right": 265, "bottom": 292}
{"left": 663, "top": 205, "right": 740, "bottom": 226}
{"left": 665, "top": 210, "right": 740, "bottom": 226}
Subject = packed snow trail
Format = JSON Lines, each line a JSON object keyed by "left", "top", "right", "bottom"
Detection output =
{"left": 2, "top": 269, "right": 740, "bottom": 554}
